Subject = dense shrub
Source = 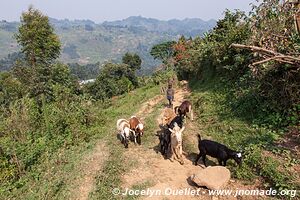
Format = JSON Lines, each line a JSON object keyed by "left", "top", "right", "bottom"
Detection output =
{"left": 172, "top": 2, "right": 299, "bottom": 128}
{"left": 86, "top": 62, "right": 138, "bottom": 100}
{"left": 0, "top": 87, "right": 96, "bottom": 190}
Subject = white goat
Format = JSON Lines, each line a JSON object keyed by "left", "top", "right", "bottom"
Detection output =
{"left": 117, "top": 118, "right": 134, "bottom": 148}
{"left": 168, "top": 122, "right": 185, "bottom": 165}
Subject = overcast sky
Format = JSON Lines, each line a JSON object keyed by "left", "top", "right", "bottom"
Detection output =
{"left": 1, "top": 0, "right": 255, "bottom": 22}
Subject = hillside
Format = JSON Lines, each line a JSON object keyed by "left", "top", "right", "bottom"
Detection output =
{"left": 1, "top": 3, "right": 299, "bottom": 199}
{"left": 102, "top": 16, "right": 216, "bottom": 36}
{"left": 0, "top": 17, "right": 216, "bottom": 74}
{"left": 2, "top": 81, "right": 298, "bottom": 199}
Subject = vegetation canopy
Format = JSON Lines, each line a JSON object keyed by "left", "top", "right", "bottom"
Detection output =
{"left": 15, "top": 6, "right": 61, "bottom": 66}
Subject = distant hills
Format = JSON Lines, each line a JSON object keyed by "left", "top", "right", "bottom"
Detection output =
{"left": 102, "top": 16, "right": 216, "bottom": 37}
{"left": 0, "top": 16, "right": 216, "bottom": 74}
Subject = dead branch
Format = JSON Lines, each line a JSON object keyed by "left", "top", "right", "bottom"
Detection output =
{"left": 252, "top": 56, "right": 295, "bottom": 65}
{"left": 231, "top": 43, "right": 300, "bottom": 66}
{"left": 231, "top": 43, "right": 281, "bottom": 56}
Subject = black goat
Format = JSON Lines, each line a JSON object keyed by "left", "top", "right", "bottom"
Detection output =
{"left": 194, "top": 134, "right": 242, "bottom": 167}
{"left": 160, "top": 116, "right": 184, "bottom": 156}
{"left": 159, "top": 128, "right": 171, "bottom": 156}
{"left": 168, "top": 116, "right": 183, "bottom": 129}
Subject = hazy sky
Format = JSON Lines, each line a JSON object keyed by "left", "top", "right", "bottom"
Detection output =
{"left": 1, "top": 0, "right": 255, "bottom": 22}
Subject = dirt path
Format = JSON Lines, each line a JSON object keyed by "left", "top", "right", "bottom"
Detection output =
{"left": 70, "top": 143, "right": 108, "bottom": 200}
{"left": 68, "top": 94, "right": 164, "bottom": 200}
{"left": 121, "top": 87, "right": 260, "bottom": 200}
{"left": 121, "top": 88, "right": 206, "bottom": 200}
{"left": 70, "top": 87, "right": 258, "bottom": 200}
{"left": 136, "top": 95, "right": 164, "bottom": 121}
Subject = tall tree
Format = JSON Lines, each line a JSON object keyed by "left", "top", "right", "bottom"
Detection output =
{"left": 122, "top": 52, "right": 142, "bottom": 71}
{"left": 150, "top": 41, "right": 176, "bottom": 64}
{"left": 15, "top": 6, "right": 61, "bottom": 66}
{"left": 14, "top": 6, "right": 62, "bottom": 99}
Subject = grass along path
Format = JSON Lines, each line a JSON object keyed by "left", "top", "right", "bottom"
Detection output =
{"left": 115, "top": 86, "right": 269, "bottom": 200}
{"left": 189, "top": 78, "right": 300, "bottom": 198}
{"left": 119, "top": 87, "right": 203, "bottom": 200}
{"left": 72, "top": 91, "right": 163, "bottom": 200}
{"left": 69, "top": 143, "right": 109, "bottom": 200}
{"left": 86, "top": 85, "right": 162, "bottom": 199}
{"left": 73, "top": 82, "right": 297, "bottom": 200}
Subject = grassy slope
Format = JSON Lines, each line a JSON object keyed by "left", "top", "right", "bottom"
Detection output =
{"left": 2, "top": 79, "right": 298, "bottom": 199}
{"left": 189, "top": 78, "right": 299, "bottom": 193}
{"left": 90, "top": 88, "right": 163, "bottom": 200}
{"left": 0, "top": 85, "right": 160, "bottom": 199}
{"left": 57, "top": 26, "right": 167, "bottom": 63}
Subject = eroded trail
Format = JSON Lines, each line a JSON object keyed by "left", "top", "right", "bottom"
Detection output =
{"left": 70, "top": 143, "right": 109, "bottom": 200}
{"left": 72, "top": 87, "right": 257, "bottom": 200}
{"left": 69, "top": 94, "right": 164, "bottom": 200}
{"left": 121, "top": 88, "right": 205, "bottom": 200}
{"left": 121, "top": 87, "right": 259, "bottom": 200}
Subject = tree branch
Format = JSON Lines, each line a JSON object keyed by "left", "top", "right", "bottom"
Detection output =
{"left": 252, "top": 56, "right": 295, "bottom": 65}
{"left": 230, "top": 43, "right": 300, "bottom": 66}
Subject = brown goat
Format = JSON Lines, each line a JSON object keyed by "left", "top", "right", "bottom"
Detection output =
{"left": 174, "top": 100, "right": 193, "bottom": 121}
{"left": 129, "top": 116, "right": 144, "bottom": 145}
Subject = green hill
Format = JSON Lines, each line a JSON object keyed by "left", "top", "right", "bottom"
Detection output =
{"left": 0, "top": 17, "right": 215, "bottom": 74}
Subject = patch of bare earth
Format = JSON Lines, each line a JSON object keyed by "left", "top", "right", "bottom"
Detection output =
{"left": 70, "top": 143, "right": 108, "bottom": 200}
{"left": 121, "top": 87, "right": 263, "bottom": 200}
{"left": 136, "top": 95, "right": 164, "bottom": 121}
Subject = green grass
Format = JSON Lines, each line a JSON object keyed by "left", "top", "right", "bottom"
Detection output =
{"left": 0, "top": 85, "right": 160, "bottom": 200}
{"left": 189, "top": 78, "right": 299, "bottom": 193}
{"left": 141, "top": 101, "right": 164, "bottom": 147}
{"left": 1, "top": 78, "right": 298, "bottom": 199}
{"left": 90, "top": 87, "right": 159, "bottom": 199}
{"left": 120, "top": 101, "right": 163, "bottom": 200}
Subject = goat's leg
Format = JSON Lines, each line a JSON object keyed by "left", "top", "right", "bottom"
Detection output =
{"left": 161, "top": 140, "right": 166, "bottom": 155}
{"left": 162, "top": 141, "right": 167, "bottom": 156}
{"left": 124, "top": 138, "right": 128, "bottom": 148}
{"left": 167, "top": 141, "right": 171, "bottom": 158}
{"left": 223, "top": 160, "right": 227, "bottom": 166}
{"left": 179, "top": 144, "right": 183, "bottom": 155}
{"left": 174, "top": 148, "right": 184, "bottom": 164}
{"left": 202, "top": 155, "right": 207, "bottom": 167}
{"left": 120, "top": 132, "right": 125, "bottom": 144}
{"left": 194, "top": 153, "right": 202, "bottom": 165}
{"left": 178, "top": 146, "right": 184, "bottom": 164}
{"left": 173, "top": 147, "right": 180, "bottom": 160}
{"left": 137, "top": 134, "right": 141, "bottom": 145}
{"left": 174, "top": 148, "right": 181, "bottom": 163}
{"left": 218, "top": 159, "right": 222, "bottom": 166}
{"left": 169, "top": 147, "right": 175, "bottom": 162}
{"left": 132, "top": 131, "right": 137, "bottom": 144}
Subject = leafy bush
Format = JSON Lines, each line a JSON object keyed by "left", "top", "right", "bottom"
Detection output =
{"left": 171, "top": 1, "right": 299, "bottom": 129}
{"left": 86, "top": 62, "right": 138, "bottom": 100}
{"left": 0, "top": 85, "right": 97, "bottom": 193}
{"left": 236, "top": 144, "right": 295, "bottom": 191}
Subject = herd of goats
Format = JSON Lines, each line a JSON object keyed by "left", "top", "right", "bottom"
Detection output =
{"left": 116, "top": 100, "right": 242, "bottom": 168}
